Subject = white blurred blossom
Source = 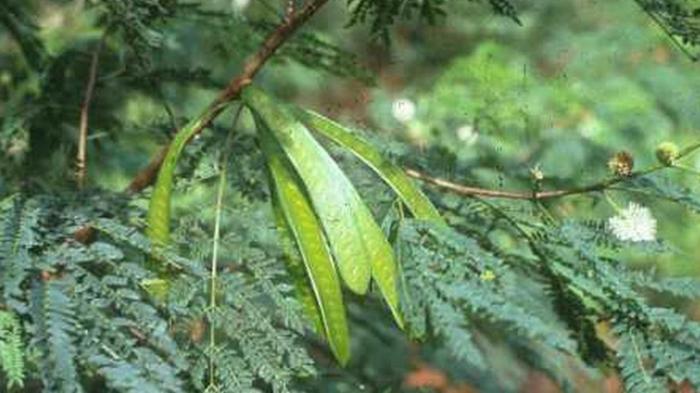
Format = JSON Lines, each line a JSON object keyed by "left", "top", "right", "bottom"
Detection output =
{"left": 578, "top": 115, "right": 602, "bottom": 138}
{"left": 391, "top": 98, "right": 416, "bottom": 123}
{"left": 7, "top": 138, "right": 28, "bottom": 158}
{"left": 608, "top": 202, "right": 657, "bottom": 242}
{"left": 456, "top": 124, "right": 478, "bottom": 146}
{"left": 232, "top": 0, "right": 250, "bottom": 10}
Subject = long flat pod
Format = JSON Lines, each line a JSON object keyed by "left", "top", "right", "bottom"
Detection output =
{"left": 243, "top": 86, "right": 403, "bottom": 328}
{"left": 146, "top": 104, "right": 228, "bottom": 255}
{"left": 300, "top": 109, "right": 444, "bottom": 224}
{"left": 259, "top": 122, "right": 350, "bottom": 364}
{"left": 271, "top": 189, "right": 325, "bottom": 337}
{"left": 243, "top": 87, "right": 372, "bottom": 294}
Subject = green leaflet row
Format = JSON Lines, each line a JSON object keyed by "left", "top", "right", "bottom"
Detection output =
{"left": 259, "top": 120, "right": 350, "bottom": 364}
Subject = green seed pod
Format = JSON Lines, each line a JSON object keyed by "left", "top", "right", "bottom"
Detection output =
{"left": 655, "top": 141, "right": 680, "bottom": 166}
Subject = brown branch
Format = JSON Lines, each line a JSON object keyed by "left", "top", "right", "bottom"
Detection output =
{"left": 125, "top": 0, "right": 329, "bottom": 194}
{"left": 77, "top": 39, "right": 103, "bottom": 189}
{"left": 405, "top": 164, "right": 680, "bottom": 201}
{"left": 73, "top": 0, "right": 329, "bottom": 244}
{"left": 404, "top": 165, "right": 673, "bottom": 200}
{"left": 126, "top": 146, "right": 169, "bottom": 195}
{"left": 405, "top": 142, "right": 700, "bottom": 200}
{"left": 404, "top": 167, "right": 665, "bottom": 200}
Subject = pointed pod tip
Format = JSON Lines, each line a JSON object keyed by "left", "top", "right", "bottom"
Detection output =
{"left": 339, "top": 268, "right": 371, "bottom": 295}
{"left": 393, "top": 313, "right": 405, "bottom": 331}
{"left": 328, "top": 338, "right": 351, "bottom": 367}
{"left": 334, "top": 348, "right": 351, "bottom": 367}
{"left": 385, "top": 299, "right": 404, "bottom": 330}
{"left": 335, "top": 258, "right": 372, "bottom": 295}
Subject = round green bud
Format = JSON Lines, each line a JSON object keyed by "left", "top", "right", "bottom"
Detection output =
{"left": 655, "top": 142, "right": 679, "bottom": 166}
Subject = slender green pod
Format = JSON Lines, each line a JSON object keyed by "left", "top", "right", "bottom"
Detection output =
{"left": 272, "top": 194, "right": 326, "bottom": 336}
{"left": 147, "top": 113, "right": 209, "bottom": 247}
{"left": 243, "top": 87, "right": 373, "bottom": 294}
{"left": 146, "top": 104, "right": 229, "bottom": 273}
{"left": 243, "top": 86, "right": 403, "bottom": 328}
{"left": 259, "top": 121, "right": 350, "bottom": 364}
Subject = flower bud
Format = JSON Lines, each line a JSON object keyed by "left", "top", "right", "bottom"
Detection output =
{"left": 608, "top": 151, "right": 634, "bottom": 177}
{"left": 655, "top": 141, "right": 679, "bottom": 166}
{"left": 530, "top": 165, "right": 544, "bottom": 181}
{"left": 480, "top": 270, "right": 496, "bottom": 282}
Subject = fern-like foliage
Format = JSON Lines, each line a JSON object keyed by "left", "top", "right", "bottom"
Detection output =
{"left": 1, "top": 195, "right": 42, "bottom": 313}
{"left": 624, "top": 174, "right": 700, "bottom": 213}
{"left": 0, "top": 189, "right": 319, "bottom": 392}
{"left": 92, "top": 0, "right": 181, "bottom": 69}
{"left": 30, "top": 277, "right": 82, "bottom": 393}
{"left": 469, "top": 0, "right": 521, "bottom": 25}
{"left": 0, "top": 0, "right": 47, "bottom": 70}
{"left": 281, "top": 29, "right": 376, "bottom": 85}
{"left": 534, "top": 218, "right": 700, "bottom": 391}
{"left": 346, "top": 0, "right": 448, "bottom": 42}
{"left": 635, "top": 0, "right": 700, "bottom": 58}
{"left": 397, "top": 219, "right": 576, "bottom": 370}
{"left": 0, "top": 310, "right": 25, "bottom": 389}
{"left": 345, "top": 0, "right": 522, "bottom": 42}
{"left": 98, "top": 217, "right": 315, "bottom": 391}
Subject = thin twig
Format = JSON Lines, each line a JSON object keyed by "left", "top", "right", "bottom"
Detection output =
{"left": 405, "top": 167, "right": 661, "bottom": 200}
{"left": 156, "top": 86, "right": 180, "bottom": 134}
{"left": 77, "top": 39, "right": 104, "bottom": 189}
{"left": 630, "top": 332, "right": 653, "bottom": 384}
{"left": 207, "top": 106, "right": 243, "bottom": 389}
{"left": 125, "top": 0, "right": 329, "bottom": 194}
{"left": 405, "top": 141, "right": 700, "bottom": 200}
{"left": 207, "top": 151, "right": 226, "bottom": 389}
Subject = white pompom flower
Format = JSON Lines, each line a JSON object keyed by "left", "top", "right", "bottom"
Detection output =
{"left": 608, "top": 202, "right": 657, "bottom": 242}
{"left": 391, "top": 98, "right": 416, "bottom": 123}
{"left": 456, "top": 124, "right": 479, "bottom": 146}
